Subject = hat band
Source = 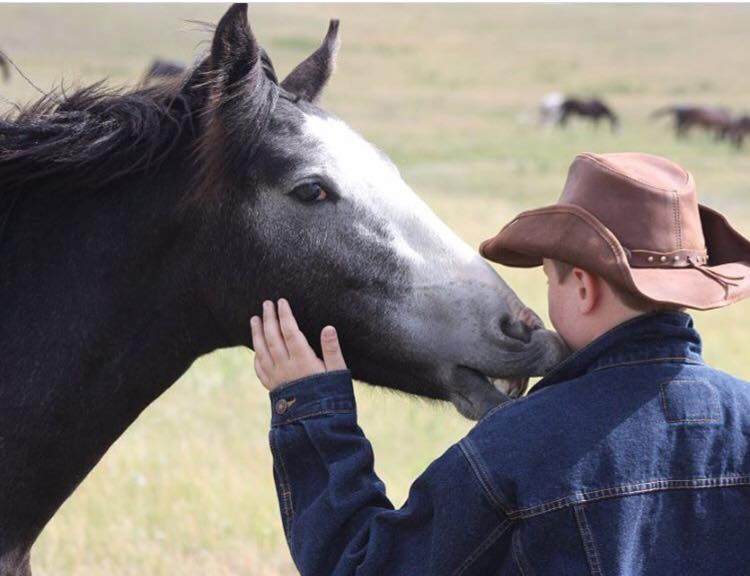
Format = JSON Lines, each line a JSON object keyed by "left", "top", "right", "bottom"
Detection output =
{"left": 626, "top": 248, "right": 708, "bottom": 269}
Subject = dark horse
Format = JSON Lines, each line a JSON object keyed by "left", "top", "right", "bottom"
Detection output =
{"left": 727, "top": 115, "right": 750, "bottom": 149}
{"left": 0, "top": 4, "right": 566, "bottom": 574}
{"left": 558, "top": 97, "right": 619, "bottom": 132}
{"left": 0, "top": 51, "right": 9, "bottom": 83}
{"left": 141, "top": 58, "right": 186, "bottom": 86}
{"left": 651, "top": 104, "right": 732, "bottom": 140}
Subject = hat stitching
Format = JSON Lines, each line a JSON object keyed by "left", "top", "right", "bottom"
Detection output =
{"left": 672, "top": 191, "right": 683, "bottom": 249}
{"left": 485, "top": 200, "right": 750, "bottom": 311}
{"left": 498, "top": 205, "right": 741, "bottom": 306}
{"left": 578, "top": 153, "right": 690, "bottom": 194}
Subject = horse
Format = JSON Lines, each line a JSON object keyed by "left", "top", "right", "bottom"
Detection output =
{"left": 0, "top": 4, "right": 566, "bottom": 574}
{"left": 557, "top": 97, "right": 619, "bottom": 132}
{"left": 539, "top": 91, "right": 564, "bottom": 126}
{"left": 651, "top": 104, "right": 732, "bottom": 140}
{"left": 0, "top": 51, "right": 9, "bottom": 83}
{"left": 141, "top": 58, "right": 186, "bottom": 86}
{"left": 726, "top": 115, "right": 750, "bottom": 149}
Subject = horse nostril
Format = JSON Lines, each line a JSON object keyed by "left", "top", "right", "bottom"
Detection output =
{"left": 499, "top": 315, "right": 534, "bottom": 344}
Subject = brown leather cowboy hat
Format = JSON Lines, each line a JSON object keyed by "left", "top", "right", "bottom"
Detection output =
{"left": 479, "top": 152, "right": 750, "bottom": 310}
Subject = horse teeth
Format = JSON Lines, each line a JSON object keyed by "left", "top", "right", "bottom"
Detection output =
{"left": 491, "top": 378, "right": 514, "bottom": 395}
{"left": 492, "top": 377, "right": 527, "bottom": 398}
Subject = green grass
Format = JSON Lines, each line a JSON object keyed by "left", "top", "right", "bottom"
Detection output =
{"left": 2, "top": 4, "right": 750, "bottom": 575}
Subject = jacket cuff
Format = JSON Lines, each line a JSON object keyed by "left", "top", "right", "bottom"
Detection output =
{"left": 269, "top": 369, "right": 355, "bottom": 427}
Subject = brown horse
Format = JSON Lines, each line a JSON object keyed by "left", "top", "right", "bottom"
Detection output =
{"left": 726, "top": 115, "right": 750, "bottom": 149}
{"left": 557, "top": 97, "right": 619, "bottom": 132}
{"left": 652, "top": 105, "right": 732, "bottom": 139}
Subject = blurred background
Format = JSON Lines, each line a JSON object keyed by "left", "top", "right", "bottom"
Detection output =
{"left": 2, "top": 4, "right": 750, "bottom": 575}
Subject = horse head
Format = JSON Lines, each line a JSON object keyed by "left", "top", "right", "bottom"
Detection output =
{"left": 182, "top": 4, "right": 567, "bottom": 419}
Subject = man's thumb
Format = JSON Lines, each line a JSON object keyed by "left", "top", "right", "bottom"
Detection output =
{"left": 321, "top": 326, "right": 347, "bottom": 371}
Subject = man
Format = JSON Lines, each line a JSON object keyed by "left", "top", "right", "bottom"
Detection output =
{"left": 250, "top": 152, "right": 750, "bottom": 575}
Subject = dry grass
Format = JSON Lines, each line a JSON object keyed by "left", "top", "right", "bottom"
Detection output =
{"left": 1, "top": 4, "right": 749, "bottom": 574}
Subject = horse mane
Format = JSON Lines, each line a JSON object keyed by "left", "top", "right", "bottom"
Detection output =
{"left": 0, "top": 47, "right": 282, "bottom": 199}
{"left": 0, "top": 79, "right": 195, "bottom": 194}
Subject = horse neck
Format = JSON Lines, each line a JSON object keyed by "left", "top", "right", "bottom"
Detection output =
{"left": 0, "top": 169, "right": 226, "bottom": 554}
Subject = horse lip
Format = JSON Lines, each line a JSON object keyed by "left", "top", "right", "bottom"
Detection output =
{"left": 451, "top": 366, "right": 510, "bottom": 419}
{"left": 462, "top": 366, "right": 529, "bottom": 398}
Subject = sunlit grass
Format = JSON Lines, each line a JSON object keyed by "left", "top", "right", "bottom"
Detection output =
{"left": 1, "top": 4, "right": 749, "bottom": 575}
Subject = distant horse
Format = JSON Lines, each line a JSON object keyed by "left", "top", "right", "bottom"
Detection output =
{"left": 0, "top": 4, "right": 566, "bottom": 573}
{"left": 539, "top": 91, "right": 564, "bottom": 126}
{"left": 141, "top": 58, "right": 186, "bottom": 86}
{"left": 558, "top": 97, "right": 619, "bottom": 132}
{"left": 727, "top": 115, "right": 750, "bottom": 148}
{"left": 0, "top": 51, "right": 9, "bottom": 83}
{"left": 651, "top": 105, "right": 732, "bottom": 139}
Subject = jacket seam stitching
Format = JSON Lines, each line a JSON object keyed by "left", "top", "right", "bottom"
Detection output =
{"left": 659, "top": 378, "right": 720, "bottom": 424}
{"left": 269, "top": 431, "right": 294, "bottom": 542}
{"left": 507, "top": 475, "right": 750, "bottom": 519}
{"left": 272, "top": 408, "right": 354, "bottom": 427}
{"left": 573, "top": 504, "right": 604, "bottom": 576}
{"left": 512, "top": 529, "right": 531, "bottom": 576}
{"left": 482, "top": 395, "right": 537, "bottom": 420}
{"left": 271, "top": 368, "right": 351, "bottom": 395}
{"left": 451, "top": 518, "right": 512, "bottom": 576}
{"left": 459, "top": 439, "right": 512, "bottom": 515}
{"left": 591, "top": 356, "right": 701, "bottom": 373}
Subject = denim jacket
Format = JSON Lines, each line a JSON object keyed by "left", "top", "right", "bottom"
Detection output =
{"left": 268, "top": 312, "right": 750, "bottom": 575}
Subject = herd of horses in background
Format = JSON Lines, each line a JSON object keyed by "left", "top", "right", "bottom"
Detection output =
{"left": 540, "top": 91, "right": 750, "bottom": 149}
{"left": 2, "top": 46, "right": 749, "bottom": 149}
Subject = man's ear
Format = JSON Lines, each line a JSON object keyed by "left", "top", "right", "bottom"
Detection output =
{"left": 281, "top": 19, "right": 340, "bottom": 103}
{"left": 573, "top": 268, "right": 599, "bottom": 314}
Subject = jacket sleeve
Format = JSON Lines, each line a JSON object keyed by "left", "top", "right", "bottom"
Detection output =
{"left": 267, "top": 370, "right": 513, "bottom": 576}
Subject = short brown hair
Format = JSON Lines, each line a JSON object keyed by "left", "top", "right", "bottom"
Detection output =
{"left": 550, "top": 260, "right": 682, "bottom": 313}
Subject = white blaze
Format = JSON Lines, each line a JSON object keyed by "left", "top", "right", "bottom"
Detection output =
{"left": 302, "top": 114, "right": 484, "bottom": 279}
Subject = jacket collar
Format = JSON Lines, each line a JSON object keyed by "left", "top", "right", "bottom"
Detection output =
{"left": 532, "top": 311, "right": 703, "bottom": 393}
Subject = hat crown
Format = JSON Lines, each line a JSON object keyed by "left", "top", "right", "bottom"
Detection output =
{"left": 560, "top": 153, "right": 706, "bottom": 257}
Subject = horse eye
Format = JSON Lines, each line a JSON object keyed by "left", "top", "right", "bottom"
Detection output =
{"left": 291, "top": 182, "right": 328, "bottom": 203}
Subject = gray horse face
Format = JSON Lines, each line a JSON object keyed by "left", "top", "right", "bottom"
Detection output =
{"left": 247, "top": 99, "right": 566, "bottom": 419}
{"left": 197, "top": 5, "right": 567, "bottom": 419}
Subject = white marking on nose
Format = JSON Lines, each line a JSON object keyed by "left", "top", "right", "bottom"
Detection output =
{"left": 302, "top": 114, "right": 481, "bottom": 272}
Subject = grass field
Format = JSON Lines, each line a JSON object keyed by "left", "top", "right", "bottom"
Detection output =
{"left": 3, "top": 4, "right": 750, "bottom": 575}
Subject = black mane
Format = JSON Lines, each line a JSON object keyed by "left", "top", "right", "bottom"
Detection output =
{"left": 0, "top": 49, "right": 282, "bottom": 195}
{"left": 0, "top": 80, "right": 194, "bottom": 193}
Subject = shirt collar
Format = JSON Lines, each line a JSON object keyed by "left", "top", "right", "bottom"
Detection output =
{"left": 531, "top": 311, "right": 703, "bottom": 393}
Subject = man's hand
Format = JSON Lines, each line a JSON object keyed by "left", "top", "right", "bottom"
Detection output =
{"left": 250, "top": 298, "right": 347, "bottom": 391}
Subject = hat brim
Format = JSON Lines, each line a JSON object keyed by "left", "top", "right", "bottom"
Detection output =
{"left": 479, "top": 203, "right": 750, "bottom": 310}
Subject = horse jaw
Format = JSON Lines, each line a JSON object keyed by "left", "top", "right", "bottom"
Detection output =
{"left": 300, "top": 112, "right": 567, "bottom": 417}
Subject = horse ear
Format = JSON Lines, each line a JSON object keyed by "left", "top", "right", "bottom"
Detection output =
{"left": 182, "top": 4, "right": 276, "bottom": 112}
{"left": 281, "top": 19, "right": 340, "bottom": 103}
{"left": 210, "top": 3, "right": 264, "bottom": 91}
{"left": 189, "top": 3, "right": 278, "bottom": 200}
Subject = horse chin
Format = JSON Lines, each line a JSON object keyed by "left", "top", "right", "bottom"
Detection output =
{"left": 448, "top": 367, "right": 528, "bottom": 420}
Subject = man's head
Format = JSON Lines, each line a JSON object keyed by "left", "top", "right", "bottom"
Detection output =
{"left": 542, "top": 258, "right": 681, "bottom": 350}
{"left": 479, "top": 153, "right": 750, "bottom": 352}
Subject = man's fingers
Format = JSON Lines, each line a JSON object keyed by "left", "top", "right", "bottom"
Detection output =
{"left": 250, "top": 315, "right": 274, "bottom": 369}
{"left": 254, "top": 355, "right": 270, "bottom": 385}
{"left": 277, "top": 298, "right": 312, "bottom": 357}
{"left": 320, "top": 326, "right": 347, "bottom": 371}
{"left": 262, "top": 300, "right": 289, "bottom": 363}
